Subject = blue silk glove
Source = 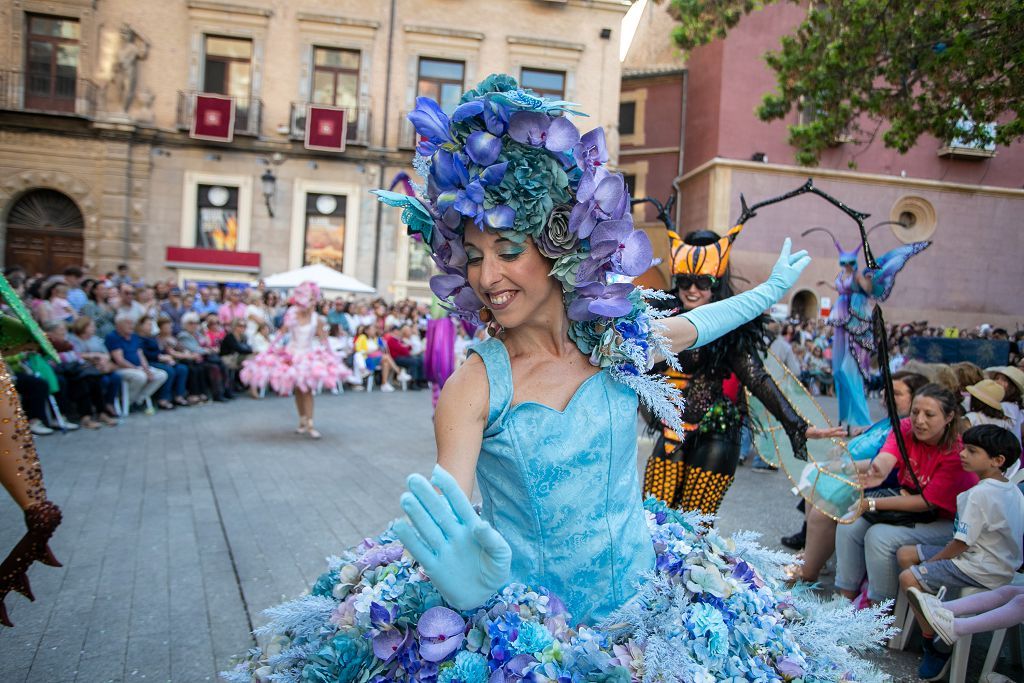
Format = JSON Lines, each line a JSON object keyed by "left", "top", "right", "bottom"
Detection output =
{"left": 682, "top": 237, "right": 811, "bottom": 349}
{"left": 393, "top": 464, "right": 511, "bottom": 611}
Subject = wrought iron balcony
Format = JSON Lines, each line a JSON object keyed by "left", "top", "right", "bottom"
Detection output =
{"left": 176, "top": 91, "right": 263, "bottom": 137}
{"left": 288, "top": 103, "right": 370, "bottom": 146}
{"left": 0, "top": 69, "right": 98, "bottom": 118}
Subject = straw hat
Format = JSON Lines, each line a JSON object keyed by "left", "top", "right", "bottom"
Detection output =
{"left": 986, "top": 366, "right": 1024, "bottom": 396}
{"left": 966, "top": 379, "right": 1006, "bottom": 413}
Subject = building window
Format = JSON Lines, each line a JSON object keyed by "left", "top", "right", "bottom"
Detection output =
{"left": 311, "top": 47, "right": 359, "bottom": 110}
{"left": 25, "top": 14, "right": 80, "bottom": 112}
{"left": 417, "top": 58, "right": 464, "bottom": 114}
{"left": 619, "top": 100, "right": 636, "bottom": 136}
{"left": 407, "top": 243, "right": 433, "bottom": 283}
{"left": 521, "top": 68, "right": 565, "bottom": 99}
{"left": 196, "top": 184, "right": 239, "bottom": 250}
{"left": 203, "top": 36, "right": 252, "bottom": 98}
{"left": 304, "top": 194, "right": 347, "bottom": 270}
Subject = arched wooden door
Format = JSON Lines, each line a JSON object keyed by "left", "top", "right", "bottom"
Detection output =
{"left": 4, "top": 189, "right": 85, "bottom": 275}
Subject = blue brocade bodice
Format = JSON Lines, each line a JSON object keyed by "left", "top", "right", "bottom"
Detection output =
{"left": 469, "top": 339, "right": 655, "bottom": 625}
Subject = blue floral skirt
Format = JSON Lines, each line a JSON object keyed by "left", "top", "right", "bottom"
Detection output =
{"left": 221, "top": 499, "right": 893, "bottom": 683}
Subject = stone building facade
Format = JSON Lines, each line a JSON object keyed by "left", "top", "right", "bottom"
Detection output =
{"left": 622, "top": 1, "right": 1024, "bottom": 328}
{"left": 0, "top": 0, "right": 630, "bottom": 297}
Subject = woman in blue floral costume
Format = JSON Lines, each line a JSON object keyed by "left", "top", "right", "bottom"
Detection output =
{"left": 223, "top": 75, "right": 893, "bottom": 683}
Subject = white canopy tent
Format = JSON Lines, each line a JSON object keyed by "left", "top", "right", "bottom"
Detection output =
{"left": 260, "top": 263, "right": 375, "bottom": 296}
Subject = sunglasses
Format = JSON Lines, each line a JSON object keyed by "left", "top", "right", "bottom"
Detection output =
{"left": 675, "top": 274, "right": 720, "bottom": 291}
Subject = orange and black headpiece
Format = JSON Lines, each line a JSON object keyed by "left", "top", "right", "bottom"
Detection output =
{"left": 668, "top": 222, "right": 746, "bottom": 279}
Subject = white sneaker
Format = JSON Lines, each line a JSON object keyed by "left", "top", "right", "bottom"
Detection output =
{"left": 380, "top": 383, "right": 395, "bottom": 393}
{"left": 908, "top": 586, "right": 957, "bottom": 645}
{"left": 62, "top": 421, "right": 80, "bottom": 431}
{"left": 397, "top": 371, "right": 412, "bottom": 383}
{"left": 29, "top": 419, "right": 54, "bottom": 436}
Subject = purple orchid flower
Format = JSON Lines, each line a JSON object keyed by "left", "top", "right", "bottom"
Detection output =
{"left": 573, "top": 127, "right": 608, "bottom": 171}
{"left": 589, "top": 219, "right": 653, "bottom": 277}
{"left": 370, "top": 601, "right": 398, "bottom": 627}
{"left": 416, "top": 606, "right": 466, "bottom": 662}
{"left": 508, "top": 112, "right": 580, "bottom": 153}
{"left": 569, "top": 168, "right": 629, "bottom": 239}
{"left": 431, "top": 150, "right": 471, "bottom": 191}
{"left": 466, "top": 130, "right": 503, "bottom": 166}
{"left": 451, "top": 162, "right": 512, "bottom": 228}
{"left": 408, "top": 97, "right": 453, "bottom": 155}
{"left": 567, "top": 282, "right": 636, "bottom": 321}
{"left": 430, "top": 273, "right": 483, "bottom": 312}
{"left": 489, "top": 654, "right": 536, "bottom": 683}
{"left": 452, "top": 99, "right": 511, "bottom": 136}
{"left": 372, "top": 627, "right": 410, "bottom": 663}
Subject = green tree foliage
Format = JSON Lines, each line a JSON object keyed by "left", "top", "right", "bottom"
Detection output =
{"left": 663, "top": 0, "right": 1023, "bottom": 165}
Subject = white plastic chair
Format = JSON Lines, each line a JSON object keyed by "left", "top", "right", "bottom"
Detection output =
{"left": 45, "top": 396, "right": 71, "bottom": 432}
{"left": 948, "top": 574, "right": 1024, "bottom": 683}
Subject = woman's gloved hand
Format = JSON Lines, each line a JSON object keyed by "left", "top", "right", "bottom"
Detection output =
{"left": 1, "top": 500, "right": 62, "bottom": 627}
{"left": 682, "top": 238, "right": 811, "bottom": 349}
{"left": 394, "top": 465, "right": 511, "bottom": 612}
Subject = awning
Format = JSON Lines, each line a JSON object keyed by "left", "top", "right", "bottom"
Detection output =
{"left": 261, "top": 263, "right": 375, "bottom": 295}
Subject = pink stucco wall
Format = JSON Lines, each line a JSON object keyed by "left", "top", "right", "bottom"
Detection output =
{"left": 688, "top": 2, "right": 1024, "bottom": 187}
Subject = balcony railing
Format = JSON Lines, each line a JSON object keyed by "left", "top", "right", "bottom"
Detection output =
{"left": 176, "top": 91, "right": 263, "bottom": 137}
{"left": 288, "top": 103, "right": 370, "bottom": 146}
{"left": 0, "top": 69, "right": 98, "bottom": 118}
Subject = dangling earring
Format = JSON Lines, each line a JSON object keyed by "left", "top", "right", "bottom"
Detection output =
{"left": 478, "top": 308, "right": 493, "bottom": 323}
{"left": 487, "top": 321, "right": 504, "bottom": 338}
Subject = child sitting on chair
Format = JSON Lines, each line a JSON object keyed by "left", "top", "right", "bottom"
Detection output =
{"left": 897, "top": 424, "right": 1024, "bottom": 680}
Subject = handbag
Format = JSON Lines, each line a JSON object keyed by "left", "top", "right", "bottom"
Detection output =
{"left": 861, "top": 487, "right": 938, "bottom": 527}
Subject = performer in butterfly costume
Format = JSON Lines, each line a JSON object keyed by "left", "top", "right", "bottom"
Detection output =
{"left": 643, "top": 221, "right": 844, "bottom": 515}
{"left": 803, "top": 225, "right": 930, "bottom": 427}
{"left": 0, "top": 274, "right": 63, "bottom": 627}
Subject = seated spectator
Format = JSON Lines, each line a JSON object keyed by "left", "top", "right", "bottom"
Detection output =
{"left": 804, "top": 345, "right": 833, "bottom": 396}
{"left": 220, "top": 318, "right": 253, "bottom": 392}
{"left": 114, "top": 283, "right": 145, "bottom": 325}
{"left": 961, "top": 379, "right": 1014, "bottom": 432}
{"left": 67, "top": 316, "right": 121, "bottom": 419}
{"left": 834, "top": 384, "right": 977, "bottom": 605}
{"left": 203, "top": 315, "right": 226, "bottom": 352}
{"left": 104, "top": 313, "right": 168, "bottom": 412}
{"left": 177, "top": 312, "right": 230, "bottom": 401}
{"left": 384, "top": 324, "right": 422, "bottom": 386}
{"left": 250, "top": 322, "right": 273, "bottom": 355}
{"left": 37, "top": 280, "right": 75, "bottom": 325}
{"left": 987, "top": 366, "right": 1024, "bottom": 444}
{"left": 354, "top": 323, "right": 402, "bottom": 392}
{"left": 80, "top": 281, "right": 117, "bottom": 340}
{"left": 156, "top": 316, "right": 206, "bottom": 404}
{"left": 136, "top": 315, "right": 189, "bottom": 410}
{"left": 899, "top": 425, "right": 1024, "bottom": 679}
{"left": 327, "top": 299, "right": 351, "bottom": 334}
{"left": 244, "top": 290, "right": 268, "bottom": 338}
{"left": 44, "top": 321, "right": 117, "bottom": 429}
{"left": 160, "top": 288, "right": 188, "bottom": 334}
{"left": 192, "top": 287, "right": 219, "bottom": 316}
{"left": 218, "top": 287, "right": 247, "bottom": 324}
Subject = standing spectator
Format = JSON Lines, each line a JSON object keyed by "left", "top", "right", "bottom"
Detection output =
{"left": 243, "top": 290, "right": 268, "bottom": 338}
{"left": 136, "top": 316, "right": 189, "bottom": 410}
{"left": 768, "top": 323, "right": 802, "bottom": 376}
{"left": 63, "top": 267, "right": 88, "bottom": 312}
{"left": 135, "top": 285, "right": 160, "bottom": 333}
{"left": 218, "top": 287, "right": 247, "bottom": 324}
{"left": 104, "top": 314, "right": 167, "bottom": 411}
{"left": 112, "top": 263, "right": 134, "bottom": 287}
{"left": 114, "top": 283, "right": 145, "bottom": 324}
{"left": 262, "top": 290, "right": 284, "bottom": 329}
{"left": 160, "top": 288, "right": 188, "bottom": 334}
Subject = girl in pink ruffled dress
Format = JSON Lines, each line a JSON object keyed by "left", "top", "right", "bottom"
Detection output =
{"left": 240, "top": 281, "right": 348, "bottom": 439}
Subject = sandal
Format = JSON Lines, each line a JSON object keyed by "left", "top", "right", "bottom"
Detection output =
{"left": 296, "top": 418, "right": 309, "bottom": 435}
{"left": 307, "top": 425, "right": 322, "bottom": 440}
{"left": 100, "top": 413, "right": 119, "bottom": 427}
{"left": 157, "top": 399, "right": 175, "bottom": 410}
{"left": 174, "top": 397, "right": 190, "bottom": 407}
{"left": 79, "top": 416, "right": 102, "bottom": 430}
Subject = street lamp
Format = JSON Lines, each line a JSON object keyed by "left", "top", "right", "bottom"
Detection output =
{"left": 261, "top": 169, "right": 277, "bottom": 218}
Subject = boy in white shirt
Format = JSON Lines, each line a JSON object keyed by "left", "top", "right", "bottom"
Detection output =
{"left": 896, "top": 424, "right": 1023, "bottom": 677}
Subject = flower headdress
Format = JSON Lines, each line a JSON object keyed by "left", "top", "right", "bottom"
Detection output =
{"left": 288, "top": 281, "right": 321, "bottom": 309}
{"left": 374, "top": 75, "right": 684, "bottom": 426}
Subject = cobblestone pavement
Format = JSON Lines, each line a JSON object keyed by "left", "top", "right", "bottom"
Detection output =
{"left": 0, "top": 388, "right": 1018, "bottom": 682}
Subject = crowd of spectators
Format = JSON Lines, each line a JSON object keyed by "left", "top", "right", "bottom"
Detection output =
{"left": 2, "top": 263, "right": 492, "bottom": 435}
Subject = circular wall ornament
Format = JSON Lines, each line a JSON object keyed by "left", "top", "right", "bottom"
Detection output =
{"left": 315, "top": 194, "right": 338, "bottom": 215}
{"left": 207, "top": 186, "right": 230, "bottom": 207}
{"left": 889, "top": 196, "right": 937, "bottom": 242}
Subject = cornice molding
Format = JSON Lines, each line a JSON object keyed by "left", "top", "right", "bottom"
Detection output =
{"left": 296, "top": 13, "right": 380, "bottom": 29}
{"left": 186, "top": 1, "right": 273, "bottom": 18}
{"left": 404, "top": 25, "right": 484, "bottom": 41}
{"left": 506, "top": 36, "right": 585, "bottom": 52}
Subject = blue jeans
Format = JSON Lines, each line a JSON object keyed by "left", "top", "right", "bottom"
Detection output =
{"left": 835, "top": 516, "right": 954, "bottom": 602}
{"left": 151, "top": 362, "right": 188, "bottom": 401}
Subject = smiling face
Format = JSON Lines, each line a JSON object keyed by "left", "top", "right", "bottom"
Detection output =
{"left": 676, "top": 281, "right": 713, "bottom": 311}
{"left": 463, "top": 228, "right": 562, "bottom": 330}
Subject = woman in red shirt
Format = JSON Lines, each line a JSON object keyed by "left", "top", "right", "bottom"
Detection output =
{"left": 834, "top": 383, "right": 976, "bottom": 603}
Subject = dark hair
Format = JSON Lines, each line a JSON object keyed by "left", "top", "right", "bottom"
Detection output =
{"left": 672, "top": 230, "right": 736, "bottom": 303}
{"left": 962, "top": 424, "right": 1022, "bottom": 472}
{"left": 968, "top": 395, "right": 1005, "bottom": 420}
{"left": 911, "top": 383, "right": 962, "bottom": 451}
{"left": 952, "top": 362, "right": 984, "bottom": 393}
{"left": 891, "top": 371, "right": 928, "bottom": 398}
{"left": 63, "top": 266, "right": 84, "bottom": 278}
{"left": 994, "top": 373, "right": 1022, "bottom": 405}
